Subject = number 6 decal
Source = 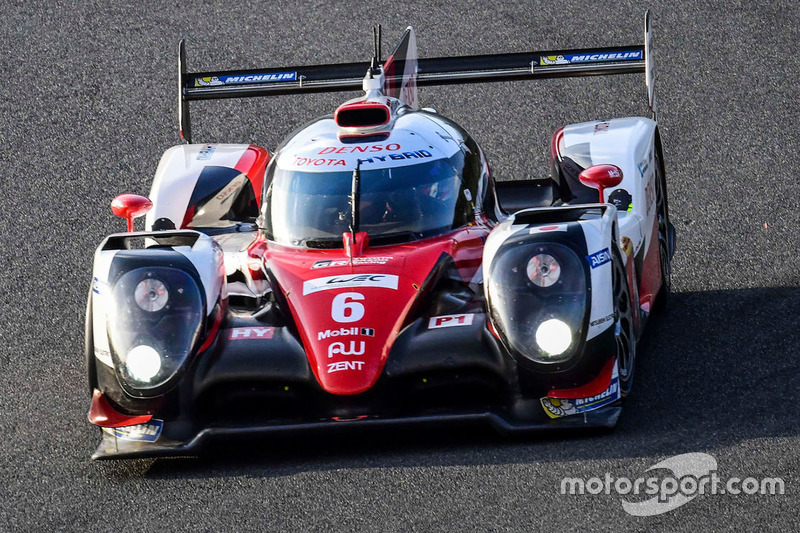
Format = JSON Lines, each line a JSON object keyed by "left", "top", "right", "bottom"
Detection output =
{"left": 331, "top": 292, "right": 365, "bottom": 323}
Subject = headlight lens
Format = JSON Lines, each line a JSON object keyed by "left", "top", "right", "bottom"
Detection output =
{"left": 108, "top": 267, "right": 204, "bottom": 393}
{"left": 134, "top": 278, "right": 169, "bottom": 312}
{"left": 487, "top": 241, "right": 588, "bottom": 364}
{"left": 535, "top": 319, "right": 572, "bottom": 356}
{"left": 527, "top": 254, "right": 560, "bottom": 287}
{"left": 124, "top": 345, "right": 162, "bottom": 382}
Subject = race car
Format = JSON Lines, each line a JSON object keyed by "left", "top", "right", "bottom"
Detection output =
{"left": 86, "top": 13, "right": 674, "bottom": 459}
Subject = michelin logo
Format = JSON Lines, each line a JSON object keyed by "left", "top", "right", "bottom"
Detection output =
{"left": 195, "top": 72, "right": 297, "bottom": 87}
{"left": 103, "top": 420, "right": 163, "bottom": 442}
{"left": 540, "top": 50, "right": 642, "bottom": 66}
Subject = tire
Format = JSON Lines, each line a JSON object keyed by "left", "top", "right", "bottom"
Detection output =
{"left": 612, "top": 247, "right": 636, "bottom": 397}
{"left": 653, "top": 135, "right": 672, "bottom": 310}
{"left": 85, "top": 289, "right": 98, "bottom": 397}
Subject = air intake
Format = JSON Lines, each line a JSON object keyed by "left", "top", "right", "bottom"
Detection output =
{"left": 335, "top": 101, "right": 391, "bottom": 128}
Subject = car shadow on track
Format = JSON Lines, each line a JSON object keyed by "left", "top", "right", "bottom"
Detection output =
{"left": 94, "top": 286, "right": 800, "bottom": 479}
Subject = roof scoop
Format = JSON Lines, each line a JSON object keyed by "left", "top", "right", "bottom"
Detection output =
{"left": 335, "top": 101, "right": 391, "bottom": 129}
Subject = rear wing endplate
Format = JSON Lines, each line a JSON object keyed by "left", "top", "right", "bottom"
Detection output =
{"left": 179, "top": 11, "right": 655, "bottom": 143}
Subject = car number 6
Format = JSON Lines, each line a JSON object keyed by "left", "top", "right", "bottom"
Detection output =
{"left": 331, "top": 292, "right": 365, "bottom": 323}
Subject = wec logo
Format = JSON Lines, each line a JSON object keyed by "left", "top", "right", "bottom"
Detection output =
{"left": 303, "top": 274, "right": 399, "bottom": 295}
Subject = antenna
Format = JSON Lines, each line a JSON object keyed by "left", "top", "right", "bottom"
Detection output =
{"left": 369, "top": 25, "right": 382, "bottom": 76}
{"left": 350, "top": 160, "right": 362, "bottom": 244}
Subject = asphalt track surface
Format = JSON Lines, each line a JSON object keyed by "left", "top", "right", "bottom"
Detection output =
{"left": 2, "top": 1, "right": 799, "bottom": 531}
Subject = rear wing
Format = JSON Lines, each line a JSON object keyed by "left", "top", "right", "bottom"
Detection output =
{"left": 179, "top": 11, "right": 655, "bottom": 143}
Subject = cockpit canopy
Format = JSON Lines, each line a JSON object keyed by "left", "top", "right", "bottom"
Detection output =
{"left": 262, "top": 112, "right": 492, "bottom": 248}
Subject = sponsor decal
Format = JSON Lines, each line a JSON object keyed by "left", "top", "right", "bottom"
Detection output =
{"left": 637, "top": 157, "right": 651, "bottom": 177}
{"left": 94, "top": 347, "right": 113, "bottom": 367}
{"left": 327, "top": 360, "right": 365, "bottom": 373}
{"left": 539, "top": 50, "right": 642, "bottom": 66}
{"left": 359, "top": 150, "right": 432, "bottom": 164}
{"left": 228, "top": 327, "right": 275, "bottom": 340}
{"left": 428, "top": 313, "right": 475, "bottom": 329}
{"left": 594, "top": 122, "right": 610, "bottom": 134}
{"left": 540, "top": 365, "right": 620, "bottom": 418}
{"left": 587, "top": 248, "right": 612, "bottom": 269}
{"left": 317, "top": 143, "right": 401, "bottom": 154}
{"left": 196, "top": 144, "right": 216, "bottom": 160}
{"left": 540, "top": 55, "right": 571, "bottom": 65}
{"left": 328, "top": 340, "right": 365, "bottom": 358}
{"left": 214, "top": 178, "right": 242, "bottom": 202}
{"left": 590, "top": 313, "right": 615, "bottom": 327}
{"left": 194, "top": 72, "right": 297, "bottom": 87}
{"left": 103, "top": 419, "right": 163, "bottom": 442}
{"left": 303, "top": 274, "right": 398, "bottom": 295}
{"left": 318, "top": 327, "right": 375, "bottom": 341}
{"left": 92, "top": 276, "right": 105, "bottom": 294}
{"left": 529, "top": 224, "right": 567, "bottom": 234}
{"left": 293, "top": 157, "right": 347, "bottom": 167}
{"left": 312, "top": 257, "right": 394, "bottom": 269}
{"left": 645, "top": 179, "right": 656, "bottom": 215}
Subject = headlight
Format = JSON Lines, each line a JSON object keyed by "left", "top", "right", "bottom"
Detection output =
{"left": 487, "top": 240, "right": 588, "bottom": 365}
{"left": 134, "top": 278, "right": 168, "bottom": 312}
{"left": 535, "top": 319, "right": 572, "bottom": 356}
{"left": 108, "top": 266, "right": 204, "bottom": 395}
{"left": 124, "top": 345, "right": 162, "bottom": 382}
{"left": 527, "top": 254, "right": 560, "bottom": 287}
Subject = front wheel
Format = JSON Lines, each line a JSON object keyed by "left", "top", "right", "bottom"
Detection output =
{"left": 654, "top": 136, "right": 672, "bottom": 310}
{"left": 85, "top": 289, "right": 97, "bottom": 397}
{"left": 612, "top": 248, "right": 636, "bottom": 397}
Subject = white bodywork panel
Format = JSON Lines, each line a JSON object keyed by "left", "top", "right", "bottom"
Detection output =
{"left": 562, "top": 117, "right": 658, "bottom": 262}
{"left": 90, "top": 231, "right": 225, "bottom": 368}
{"left": 145, "top": 144, "right": 250, "bottom": 231}
{"left": 483, "top": 205, "right": 618, "bottom": 341}
{"left": 274, "top": 110, "right": 462, "bottom": 173}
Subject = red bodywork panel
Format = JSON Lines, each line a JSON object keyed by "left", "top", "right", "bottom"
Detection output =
{"left": 638, "top": 216, "right": 663, "bottom": 313}
{"left": 88, "top": 389, "right": 152, "bottom": 428}
{"left": 262, "top": 227, "right": 486, "bottom": 395}
{"left": 235, "top": 145, "right": 271, "bottom": 207}
{"left": 547, "top": 356, "right": 615, "bottom": 399}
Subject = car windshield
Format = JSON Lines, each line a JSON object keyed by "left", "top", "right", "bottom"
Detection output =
{"left": 264, "top": 156, "right": 468, "bottom": 247}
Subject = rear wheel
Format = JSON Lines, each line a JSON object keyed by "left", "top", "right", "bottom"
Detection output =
{"left": 612, "top": 248, "right": 636, "bottom": 397}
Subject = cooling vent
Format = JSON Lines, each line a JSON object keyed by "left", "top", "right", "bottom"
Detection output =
{"left": 334, "top": 102, "right": 391, "bottom": 128}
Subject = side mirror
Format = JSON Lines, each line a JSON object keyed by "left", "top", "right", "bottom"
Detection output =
{"left": 111, "top": 194, "right": 152, "bottom": 232}
{"left": 578, "top": 164, "right": 623, "bottom": 203}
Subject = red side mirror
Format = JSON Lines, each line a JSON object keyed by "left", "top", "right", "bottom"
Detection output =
{"left": 578, "top": 164, "right": 623, "bottom": 203}
{"left": 111, "top": 194, "right": 152, "bottom": 232}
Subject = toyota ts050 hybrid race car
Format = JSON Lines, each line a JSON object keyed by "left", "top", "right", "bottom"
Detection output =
{"left": 86, "top": 13, "right": 674, "bottom": 458}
